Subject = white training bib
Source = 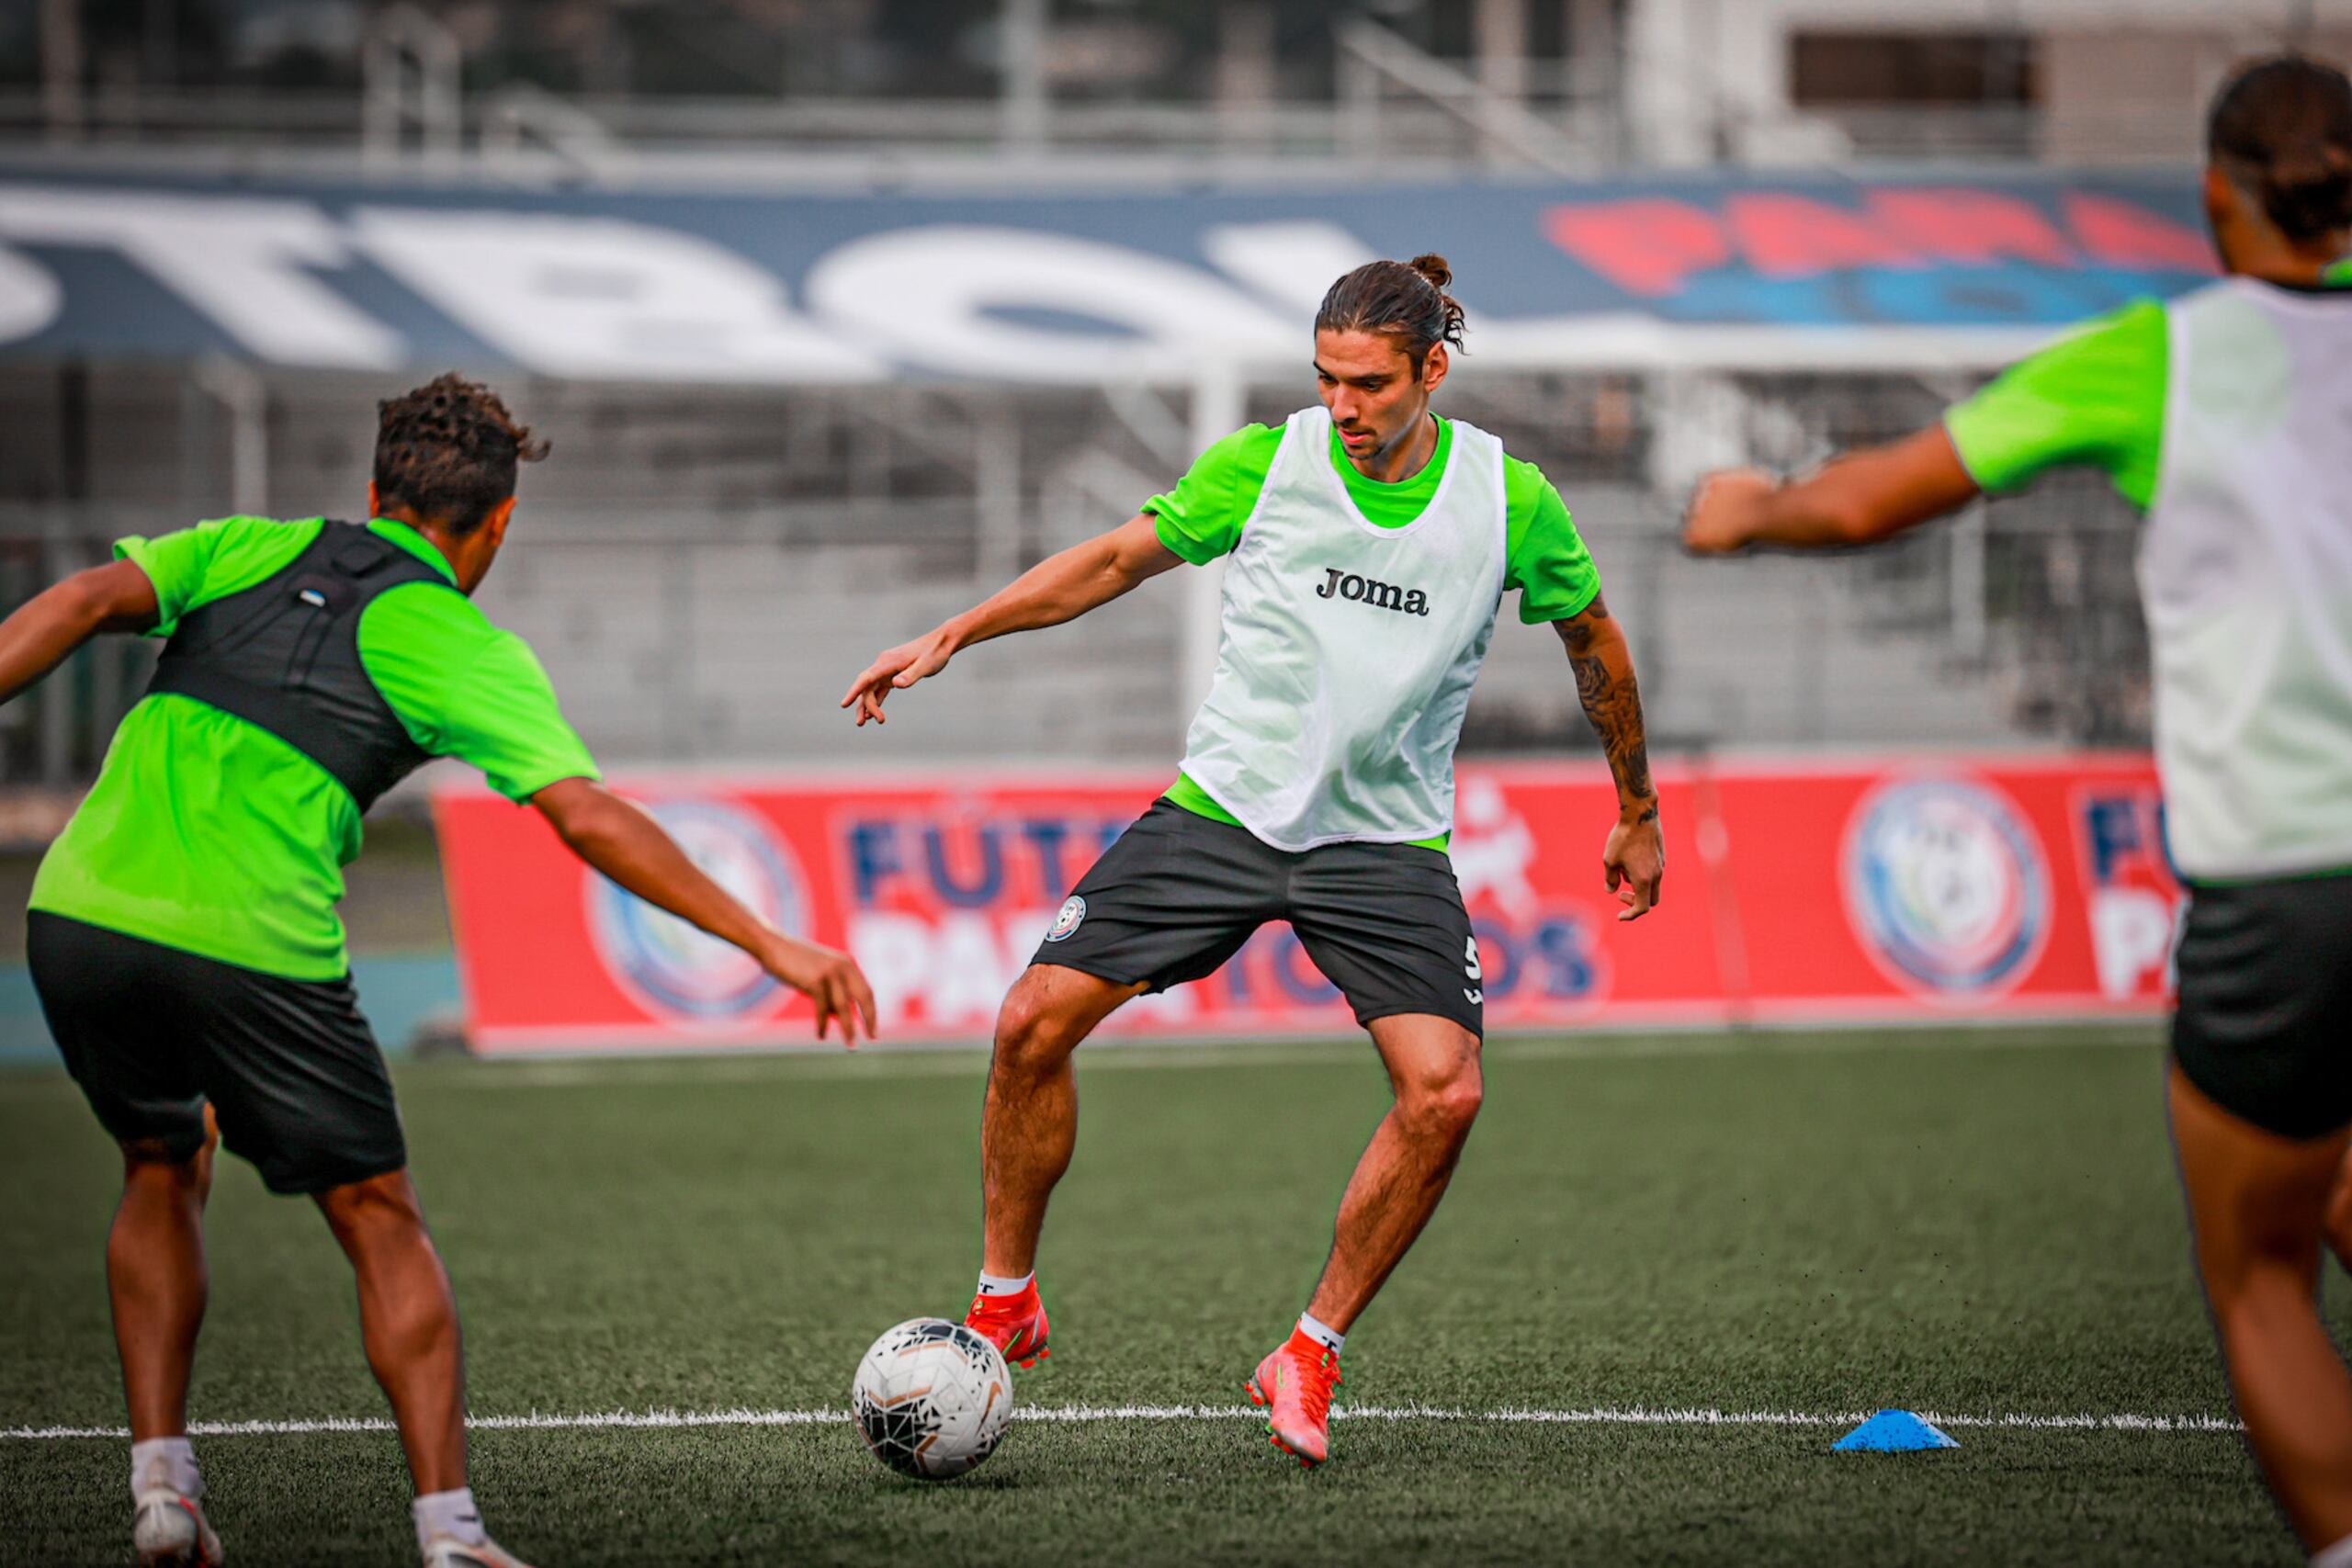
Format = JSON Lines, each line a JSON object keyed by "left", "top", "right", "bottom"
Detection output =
{"left": 1179, "top": 408, "right": 1508, "bottom": 851}
{"left": 2143, "top": 277, "right": 2352, "bottom": 879}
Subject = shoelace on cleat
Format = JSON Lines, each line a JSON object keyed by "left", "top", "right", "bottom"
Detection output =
{"left": 1283, "top": 1348, "right": 1341, "bottom": 1426}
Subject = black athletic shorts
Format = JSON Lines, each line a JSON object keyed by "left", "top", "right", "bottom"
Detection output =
{"left": 1032, "top": 800, "right": 1483, "bottom": 1037}
{"left": 28, "top": 912, "right": 407, "bottom": 1195}
{"left": 2170, "top": 874, "right": 2352, "bottom": 1140}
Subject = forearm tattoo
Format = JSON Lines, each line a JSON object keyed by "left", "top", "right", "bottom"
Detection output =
{"left": 1558, "top": 600, "right": 1657, "bottom": 819}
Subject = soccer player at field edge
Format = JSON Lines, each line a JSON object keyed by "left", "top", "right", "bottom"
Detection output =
{"left": 843, "top": 254, "right": 1664, "bottom": 1469}
{"left": 0, "top": 375, "right": 876, "bottom": 1568}
{"left": 1683, "top": 55, "right": 2352, "bottom": 1562}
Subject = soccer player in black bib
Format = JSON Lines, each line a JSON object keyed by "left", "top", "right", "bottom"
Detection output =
{"left": 4, "top": 376, "right": 875, "bottom": 1567}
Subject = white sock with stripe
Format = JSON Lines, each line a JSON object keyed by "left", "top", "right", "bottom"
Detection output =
{"left": 130, "top": 1436, "right": 199, "bottom": 1500}
{"left": 1296, "top": 1312, "right": 1346, "bottom": 1355}
{"left": 414, "top": 1488, "right": 487, "bottom": 1551}
{"left": 977, "top": 1270, "right": 1035, "bottom": 1298}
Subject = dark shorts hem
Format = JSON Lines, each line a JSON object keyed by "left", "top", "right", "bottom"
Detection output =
{"left": 107, "top": 1119, "right": 214, "bottom": 1167}
{"left": 1027, "top": 800, "right": 1484, "bottom": 1039}
{"left": 260, "top": 1150, "right": 411, "bottom": 1198}
{"left": 1354, "top": 1002, "right": 1485, "bottom": 1040}
{"left": 28, "top": 912, "right": 407, "bottom": 1198}
{"left": 1025, "top": 953, "right": 1158, "bottom": 994}
{"left": 2168, "top": 876, "right": 2352, "bottom": 1140}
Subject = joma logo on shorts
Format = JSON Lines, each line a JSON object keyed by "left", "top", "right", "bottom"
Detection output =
{"left": 1315, "top": 568, "right": 1430, "bottom": 616}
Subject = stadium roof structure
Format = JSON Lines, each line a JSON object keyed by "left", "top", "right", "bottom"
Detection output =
{"left": 0, "top": 165, "right": 2212, "bottom": 383}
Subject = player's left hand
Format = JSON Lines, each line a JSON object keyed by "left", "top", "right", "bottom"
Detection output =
{"left": 1681, "top": 468, "right": 1778, "bottom": 555}
{"left": 1602, "top": 809, "right": 1664, "bottom": 921}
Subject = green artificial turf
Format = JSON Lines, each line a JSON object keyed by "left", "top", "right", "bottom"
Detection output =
{"left": 0, "top": 1027, "right": 2324, "bottom": 1565}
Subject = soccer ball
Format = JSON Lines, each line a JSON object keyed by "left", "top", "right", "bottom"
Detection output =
{"left": 851, "top": 1317, "right": 1014, "bottom": 1480}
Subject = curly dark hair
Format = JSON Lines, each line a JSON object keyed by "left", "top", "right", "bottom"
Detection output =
{"left": 2210, "top": 54, "right": 2352, "bottom": 242}
{"left": 1315, "top": 254, "right": 1468, "bottom": 371}
{"left": 373, "top": 373, "right": 549, "bottom": 533}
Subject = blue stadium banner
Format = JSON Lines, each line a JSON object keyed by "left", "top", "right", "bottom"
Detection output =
{"left": 0, "top": 170, "right": 2212, "bottom": 382}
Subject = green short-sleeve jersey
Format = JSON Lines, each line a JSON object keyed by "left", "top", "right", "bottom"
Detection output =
{"left": 29, "top": 516, "right": 600, "bottom": 980}
{"left": 1147, "top": 417, "right": 1601, "bottom": 622}
{"left": 1945, "top": 267, "right": 2352, "bottom": 509}
{"left": 1144, "top": 416, "right": 1598, "bottom": 852}
{"left": 1943, "top": 300, "right": 2169, "bottom": 509}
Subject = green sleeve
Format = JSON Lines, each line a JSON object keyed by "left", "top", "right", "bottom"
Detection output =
{"left": 1502, "top": 457, "right": 1600, "bottom": 624}
{"left": 112, "top": 516, "right": 322, "bottom": 637}
{"left": 1142, "top": 423, "right": 1283, "bottom": 565}
{"left": 358, "top": 586, "right": 601, "bottom": 803}
{"left": 1942, "top": 299, "right": 2168, "bottom": 510}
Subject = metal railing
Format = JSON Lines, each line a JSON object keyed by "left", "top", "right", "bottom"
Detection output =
{"left": 0, "top": 361, "right": 2154, "bottom": 786}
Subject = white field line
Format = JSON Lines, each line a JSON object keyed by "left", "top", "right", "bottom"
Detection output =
{"left": 0, "top": 1404, "right": 2243, "bottom": 1441}
{"left": 394, "top": 1026, "right": 2158, "bottom": 1092}
{"left": 0, "top": 1022, "right": 2158, "bottom": 1098}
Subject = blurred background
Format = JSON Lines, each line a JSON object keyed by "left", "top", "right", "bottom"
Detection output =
{"left": 0, "top": 0, "right": 2324, "bottom": 1050}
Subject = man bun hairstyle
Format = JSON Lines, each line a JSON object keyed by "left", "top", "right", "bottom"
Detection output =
{"left": 2210, "top": 54, "right": 2352, "bottom": 242}
{"left": 1316, "top": 254, "right": 1468, "bottom": 369}
{"left": 373, "top": 372, "right": 549, "bottom": 534}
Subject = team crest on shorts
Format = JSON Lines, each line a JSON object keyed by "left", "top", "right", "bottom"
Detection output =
{"left": 1045, "top": 896, "right": 1087, "bottom": 942}
{"left": 1840, "top": 776, "right": 2051, "bottom": 998}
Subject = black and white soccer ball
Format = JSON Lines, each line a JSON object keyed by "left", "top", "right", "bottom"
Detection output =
{"left": 851, "top": 1317, "right": 1014, "bottom": 1480}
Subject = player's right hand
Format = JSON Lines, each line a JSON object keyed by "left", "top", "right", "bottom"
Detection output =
{"left": 842, "top": 626, "right": 958, "bottom": 727}
{"left": 1681, "top": 468, "right": 1778, "bottom": 556}
{"left": 761, "top": 936, "right": 879, "bottom": 1045}
{"left": 1602, "top": 810, "right": 1664, "bottom": 922}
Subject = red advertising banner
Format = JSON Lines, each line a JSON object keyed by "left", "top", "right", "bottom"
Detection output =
{"left": 431, "top": 756, "right": 2181, "bottom": 1054}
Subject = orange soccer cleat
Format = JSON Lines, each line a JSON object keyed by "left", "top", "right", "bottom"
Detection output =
{"left": 963, "top": 1281, "right": 1051, "bottom": 1370}
{"left": 1246, "top": 1328, "right": 1342, "bottom": 1469}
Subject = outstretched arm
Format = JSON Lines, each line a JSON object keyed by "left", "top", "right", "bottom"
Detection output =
{"left": 0, "top": 559, "right": 160, "bottom": 705}
{"left": 842, "top": 513, "right": 1183, "bottom": 726}
{"left": 532, "top": 777, "right": 877, "bottom": 1043}
{"left": 1555, "top": 593, "right": 1663, "bottom": 921}
{"left": 1681, "top": 426, "right": 1980, "bottom": 554}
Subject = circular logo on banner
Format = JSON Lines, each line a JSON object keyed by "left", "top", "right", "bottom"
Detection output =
{"left": 1840, "top": 776, "right": 2051, "bottom": 998}
{"left": 587, "top": 799, "right": 808, "bottom": 1023}
{"left": 1044, "top": 896, "right": 1087, "bottom": 943}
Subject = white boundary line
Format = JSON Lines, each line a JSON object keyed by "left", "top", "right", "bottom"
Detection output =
{"left": 0, "top": 1404, "right": 2244, "bottom": 1441}
{"left": 0, "top": 1022, "right": 2162, "bottom": 1097}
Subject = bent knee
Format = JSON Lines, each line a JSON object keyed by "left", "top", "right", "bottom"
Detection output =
{"left": 1401, "top": 1068, "right": 1484, "bottom": 1136}
{"left": 314, "top": 1168, "right": 425, "bottom": 1235}
{"left": 993, "top": 986, "right": 1086, "bottom": 1073}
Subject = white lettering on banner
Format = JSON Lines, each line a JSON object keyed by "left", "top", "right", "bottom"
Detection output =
{"left": 2088, "top": 888, "right": 2179, "bottom": 999}
{"left": 849, "top": 908, "right": 1200, "bottom": 1033}
{"left": 1201, "top": 222, "right": 1376, "bottom": 320}
{"left": 851, "top": 911, "right": 1041, "bottom": 1032}
{"left": 804, "top": 225, "right": 1290, "bottom": 381}
{"left": 0, "top": 187, "right": 401, "bottom": 367}
{"left": 0, "top": 242, "right": 62, "bottom": 344}
{"left": 347, "top": 209, "right": 886, "bottom": 383}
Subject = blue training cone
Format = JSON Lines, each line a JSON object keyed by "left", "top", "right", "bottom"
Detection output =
{"left": 1833, "top": 1409, "right": 1959, "bottom": 1452}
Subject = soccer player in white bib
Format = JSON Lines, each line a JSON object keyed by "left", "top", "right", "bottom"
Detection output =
{"left": 844, "top": 255, "right": 1663, "bottom": 1468}
{"left": 1682, "top": 56, "right": 2352, "bottom": 1562}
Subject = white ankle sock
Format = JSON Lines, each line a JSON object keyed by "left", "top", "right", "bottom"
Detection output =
{"left": 2312, "top": 1532, "right": 2352, "bottom": 1568}
{"left": 413, "top": 1488, "right": 486, "bottom": 1551}
{"left": 977, "top": 1270, "right": 1035, "bottom": 1298}
{"left": 1296, "top": 1312, "right": 1346, "bottom": 1354}
{"left": 130, "top": 1436, "right": 199, "bottom": 1500}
